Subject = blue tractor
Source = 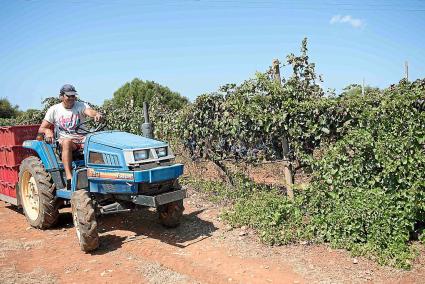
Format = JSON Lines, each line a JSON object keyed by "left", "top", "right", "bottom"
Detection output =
{"left": 18, "top": 115, "right": 185, "bottom": 252}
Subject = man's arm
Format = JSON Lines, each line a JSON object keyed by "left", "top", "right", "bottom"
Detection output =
{"left": 38, "top": 120, "right": 54, "bottom": 143}
{"left": 84, "top": 108, "right": 103, "bottom": 122}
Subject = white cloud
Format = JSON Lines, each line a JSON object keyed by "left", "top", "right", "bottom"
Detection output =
{"left": 330, "top": 15, "right": 365, "bottom": 28}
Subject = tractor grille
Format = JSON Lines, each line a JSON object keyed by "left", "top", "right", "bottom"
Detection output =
{"left": 129, "top": 160, "right": 173, "bottom": 170}
{"left": 137, "top": 179, "right": 174, "bottom": 196}
{"left": 103, "top": 153, "right": 119, "bottom": 166}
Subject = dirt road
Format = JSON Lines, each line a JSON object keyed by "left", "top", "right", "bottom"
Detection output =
{"left": 1, "top": 188, "right": 424, "bottom": 284}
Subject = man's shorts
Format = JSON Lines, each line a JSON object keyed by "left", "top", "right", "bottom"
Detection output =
{"left": 58, "top": 137, "right": 86, "bottom": 150}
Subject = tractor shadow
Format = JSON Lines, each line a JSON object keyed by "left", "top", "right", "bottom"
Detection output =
{"left": 55, "top": 212, "right": 74, "bottom": 229}
{"left": 4, "top": 202, "right": 217, "bottom": 254}
{"left": 92, "top": 207, "right": 217, "bottom": 254}
{"left": 5, "top": 204, "right": 23, "bottom": 214}
{"left": 6, "top": 204, "right": 73, "bottom": 230}
{"left": 4, "top": 204, "right": 75, "bottom": 229}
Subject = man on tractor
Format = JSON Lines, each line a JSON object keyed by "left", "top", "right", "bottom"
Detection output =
{"left": 38, "top": 84, "right": 103, "bottom": 190}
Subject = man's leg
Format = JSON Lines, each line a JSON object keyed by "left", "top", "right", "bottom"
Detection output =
{"left": 60, "top": 139, "right": 77, "bottom": 189}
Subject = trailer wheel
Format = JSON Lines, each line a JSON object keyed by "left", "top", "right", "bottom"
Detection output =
{"left": 18, "top": 156, "right": 59, "bottom": 229}
{"left": 71, "top": 190, "right": 99, "bottom": 252}
{"left": 158, "top": 200, "right": 184, "bottom": 228}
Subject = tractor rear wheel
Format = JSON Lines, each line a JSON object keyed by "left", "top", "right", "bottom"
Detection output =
{"left": 18, "top": 156, "right": 59, "bottom": 229}
{"left": 158, "top": 199, "right": 184, "bottom": 228}
{"left": 71, "top": 190, "right": 99, "bottom": 252}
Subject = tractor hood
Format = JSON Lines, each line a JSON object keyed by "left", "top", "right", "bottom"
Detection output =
{"left": 87, "top": 131, "right": 167, "bottom": 150}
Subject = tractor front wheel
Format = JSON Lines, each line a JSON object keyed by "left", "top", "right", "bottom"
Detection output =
{"left": 18, "top": 156, "right": 59, "bottom": 229}
{"left": 158, "top": 200, "right": 184, "bottom": 228}
{"left": 71, "top": 190, "right": 99, "bottom": 252}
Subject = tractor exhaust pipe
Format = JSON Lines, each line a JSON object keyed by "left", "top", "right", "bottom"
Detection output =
{"left": 142, "top": 102, "right": 153, "bottom": 138}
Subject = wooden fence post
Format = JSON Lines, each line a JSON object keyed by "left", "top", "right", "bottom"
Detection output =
{"left": 272, "top": 59, "right": 294, "bottom": 200}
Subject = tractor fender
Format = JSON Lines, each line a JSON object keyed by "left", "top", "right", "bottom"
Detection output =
{"left": 22, "top": 140, "right": 59, "bottom": 170}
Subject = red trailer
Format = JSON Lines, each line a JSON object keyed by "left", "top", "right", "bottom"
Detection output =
{"left": 0, "top": 125, "right": 40, "bottom": 205}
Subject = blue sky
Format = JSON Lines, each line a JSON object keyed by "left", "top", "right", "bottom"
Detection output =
{"left": 1, "top": 0, "right": 424, "bottom": 110}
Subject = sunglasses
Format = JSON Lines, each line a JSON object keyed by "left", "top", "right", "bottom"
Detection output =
{"left": 65, "top": 94, "right": 76, "bottom": 98}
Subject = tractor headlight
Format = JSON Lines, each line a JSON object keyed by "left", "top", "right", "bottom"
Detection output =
{"left": 134, "top": 149, "right": 149, "bottom": 161}
{"left": 156, "top": 147, "right": 167, "bottom": 158}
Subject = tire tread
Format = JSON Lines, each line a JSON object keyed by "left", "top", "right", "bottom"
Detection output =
{"left": 71, "top": 190, "right": 99, "bottom": 252}
{"left": 19, "top": 156, "right": 59, "bottom": 229}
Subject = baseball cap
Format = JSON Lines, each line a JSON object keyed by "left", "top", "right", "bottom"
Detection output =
{"left": 60, "top": 84, "right": 78, "bottom": 96}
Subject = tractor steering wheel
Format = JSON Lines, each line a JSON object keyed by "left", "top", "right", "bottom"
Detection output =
{"left": 75, "top": 118, "right": 107, "bottom": 135}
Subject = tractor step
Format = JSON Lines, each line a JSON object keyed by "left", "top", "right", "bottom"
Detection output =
{"left": 131, "top": 188, "right": 186, "bottom": 208}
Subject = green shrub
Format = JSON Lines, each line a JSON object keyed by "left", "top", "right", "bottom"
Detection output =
{"left": 181, "top": 79, "right": 424, "bottom": 269}
{"left": 305, "top": 80, "right": 425, "bottom": 268}
{"left": 184, "top": 175, "right": 308, "bottom": 245}
{"left": 223, "top": 188, "right": 307, "bottom": 245}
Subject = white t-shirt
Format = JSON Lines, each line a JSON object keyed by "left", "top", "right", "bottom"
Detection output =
{"left": 44, "top": 101, "right": 91, "bottom": 140}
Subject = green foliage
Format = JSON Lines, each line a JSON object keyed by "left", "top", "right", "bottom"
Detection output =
{"left": 340, "top": 84, "right": 380, "bottom": 97}
{"left": 145, "top": 40, "right": 423, "bottom": 268}
{"left": 178, "top": 39, "right": 364, "bottom": 165}
{"left": 223, "top": 188, "right": 307, "bottom": 245}
{"left": 184, "top": 175, "right": 308, "bottom": 245}
{"left": 304, "top": 80, "right": 425, "bottom": 268}
{"left": 182, "top": 178, "right": 242, "bottom": 204}
{"left": 104, "top": 78, "right": 188, "bottom": 111}
{"left": 420, "top": 231, "right": 425, "bottom": 244}
{"left": 102, "top": 104, "right": 144, "bottom": 134}
{"left": 0, "top": 98, "right": 20, "bottom": 118}
{"left": 101, "top": 94, "right": 186, "bottom": 137}
{"left": 102, "top": 78, "right": 189, "bottom": 136}
{"left": 149, "top": 95, "right": 188, "bottom": 143}
{"left": 173, "top": 64, "right": 423, "bottom": 269}
{"left": 285, "top": 37, "right": 324, "bottom": 99}
{"left": 0, "top": 118, "right": 16, "bottom": 126}
{"left": 180, "top": 78, "right": 385, "bottom": 166}
{"left": 0, "top": 97, "right": 60, "bottom": 126}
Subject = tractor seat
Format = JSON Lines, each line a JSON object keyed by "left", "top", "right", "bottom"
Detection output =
{"left": 54, "top": 140, "right": 85, "bottom": 162}
{"left": 52, "top": 126, "right": 85, "bottom": 161}
{"left": 72, "top": 147, "right": 85, "bottom": 161}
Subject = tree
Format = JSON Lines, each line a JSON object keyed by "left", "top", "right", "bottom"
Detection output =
{"left": 104, "top": 78, "right": 188, "bottom": 111}
{"left": 285, "top": 37, "right": 324, "bottom": 99}
{"left": 340, "top": 84, "right": 380, "bottom": 97}
{"left": 12, "top": 97, "right": 61, "bottom": 125}
{"left": 0, "top": 98, "right": 20, "bottom": 118}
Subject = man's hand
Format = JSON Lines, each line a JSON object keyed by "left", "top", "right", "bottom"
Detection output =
{"left": 84, "top": 108, "right": 104, "bottom": 122}
{"left": 94, "top": 113, "right": 103, "bottom": 122}
{"left": 38, "top": 120, "right": 54, "bottom": 144}
{"left": 44, "top": 129, "right": 54, "bottom": 144}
